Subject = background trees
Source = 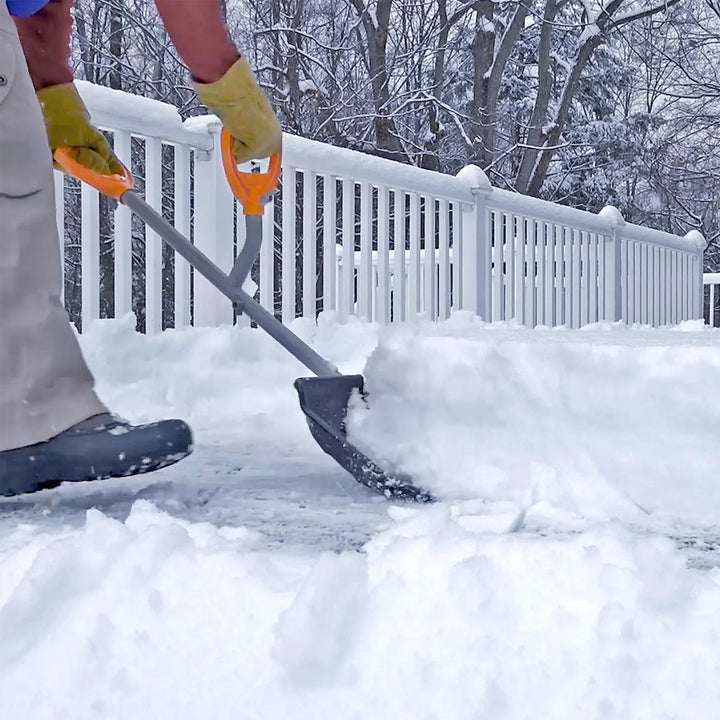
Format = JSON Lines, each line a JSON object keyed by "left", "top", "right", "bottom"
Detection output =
{"left": 62, "top": 0, "right": 720, "bottom": 323}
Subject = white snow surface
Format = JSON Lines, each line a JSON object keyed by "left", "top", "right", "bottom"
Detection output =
{"left": 2, "top": 313, "right": 720, "bottom": 719}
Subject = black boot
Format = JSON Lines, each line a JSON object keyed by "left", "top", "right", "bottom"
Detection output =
{"left": 0, "top": 413, "right": 193, "bottom": 497}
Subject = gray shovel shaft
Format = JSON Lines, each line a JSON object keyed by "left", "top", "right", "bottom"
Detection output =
{"left": 123, "top": 191, "right": 339, "bottom": 378}
{"left": 229, "top": 214, "right": 263, "bottom": 288}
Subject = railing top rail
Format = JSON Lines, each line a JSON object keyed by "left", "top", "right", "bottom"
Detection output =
{"left": 487, "top": 188, "right": 624, "bottom": 235}
{"left": 487, "top": 185, "right": 700, "bottom": 255}
{"left": 704, "top": 273, "right": 720, "bottom": 283}
{"left": 78, "top": 80, "right": 214, "bottom": 152}
{"left": 282, "top": 134, "right": 476, "bottom": 204}
{"left": 622, "top": 223, "right": 702, "bottom": 254}
{"left": 486, "top": 187, "right": 612, "bottom": 235}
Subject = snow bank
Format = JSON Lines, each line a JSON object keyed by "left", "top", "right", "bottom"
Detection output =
{"left": 348, "top": 315, "right": 720, "bottom": 526}
{"left": 79, "top": 312, "right": 377, "bottom": 452}
{"left": 1, "top": 501, "right": 719, "bottom": 719}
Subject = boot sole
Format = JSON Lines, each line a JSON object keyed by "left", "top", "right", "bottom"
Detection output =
{"left": 0, "top": 419, "right": 193, "bottom": 497}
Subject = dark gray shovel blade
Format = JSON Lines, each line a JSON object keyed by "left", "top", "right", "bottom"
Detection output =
{"left": 294, "top": 375, "right": 432, "bottom": 502}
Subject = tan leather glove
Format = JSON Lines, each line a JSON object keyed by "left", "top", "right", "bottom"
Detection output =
{"left": 194, "top": 57, "right": 282, "bottom": 163}
{"left": 37, "top": 83, "right": 124, "bottom": 176}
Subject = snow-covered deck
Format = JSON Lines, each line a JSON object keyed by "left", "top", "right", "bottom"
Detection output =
{"left": 2, "top": 317, "right": 720, "bottom": 718}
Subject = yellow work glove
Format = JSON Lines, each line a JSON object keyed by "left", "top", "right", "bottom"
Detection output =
{"left": 37, "top": 83, "right": 124, "bottom": 176}
{"left": 194, "top": 57, "right": 282, "bottom": 163}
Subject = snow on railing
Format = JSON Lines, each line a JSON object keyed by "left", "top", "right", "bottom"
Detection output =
{"left": 54, "top": 82, "right": 707, "bottom": 333}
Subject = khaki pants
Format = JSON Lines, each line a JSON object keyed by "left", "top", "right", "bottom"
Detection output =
{"left": 0, "top": 5, "right": 105, "bottom": 452}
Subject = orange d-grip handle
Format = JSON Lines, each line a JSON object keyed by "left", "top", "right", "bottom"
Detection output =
{"left": 54, "top": 147, "right": 134, "bottom": 199}
{"left": 220, "top": 128, "right": 281, "bottom": 215}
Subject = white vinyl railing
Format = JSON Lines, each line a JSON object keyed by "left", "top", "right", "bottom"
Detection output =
{"left": 55, "top": 81, "right": 707, "bottom": 333}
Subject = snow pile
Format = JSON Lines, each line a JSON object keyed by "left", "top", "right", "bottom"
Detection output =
{"left": 79, "top": 312, "right": 376, "bottom": 451}
{"left": 1, "top": 501, "right": 720, "bottom": 719}
{"left": 349, "top": 315, "right": 720, "bottom": 526}
{"left": 2, "top": 315, "right": 720, "bottom": 718}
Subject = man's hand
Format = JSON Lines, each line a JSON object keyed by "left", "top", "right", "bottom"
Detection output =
{"left": 37, "top": 83, "right": 124, "bottom": 176}
{"left": 194, "top": 58, "right": 282, "bottom": 164}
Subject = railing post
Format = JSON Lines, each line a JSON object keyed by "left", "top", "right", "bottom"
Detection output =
{"left": 456, "top": 165, "right": 492, "bottom": 320}
{"left": 685, "top": 230, "right": 707, "bottom": 320}
{"left": 192, "top": 118, "right": 235, "bottom": 327}
{"left": 598, "top": 206, "right": 625, "bottom": 323}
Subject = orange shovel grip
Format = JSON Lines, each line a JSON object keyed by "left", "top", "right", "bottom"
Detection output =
{"left": 54, "top": 147, "right": 134, "bottom": 199}
{"left": 221, "top": 128, "right": 281, "bottom": 215}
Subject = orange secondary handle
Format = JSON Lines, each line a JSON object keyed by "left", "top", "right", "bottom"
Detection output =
{"left": 54, "top": 147, "right": 134, "bottom": 199}
{"left": 220, "top": 128, "right": 282, "bottom": 215}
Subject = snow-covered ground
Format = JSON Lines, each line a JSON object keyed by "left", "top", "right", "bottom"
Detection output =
{"left": 2, "top": 313, "right": 720, "bottom": 719}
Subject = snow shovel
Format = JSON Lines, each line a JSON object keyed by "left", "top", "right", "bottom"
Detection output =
{"left": 55, "top": 136, "right": 431, "bottom": 501}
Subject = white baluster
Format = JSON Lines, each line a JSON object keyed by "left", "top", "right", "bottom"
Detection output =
{"left": 113, "top": 130, "right": 132, "bottom": 319}
{"left": 554, "top": 225, "right": 564, "bottom": 326}
{"left": 504, "top": 214, "right": 515, "bottom": 322}
{"left": 393, "top": 191, "right": 407, "bottom": 322}
{"left": 260, "top": 195, "right": 275, "bottom": 313}
{"left": 174, "top": 145, "right": 191, "bottom": 327}
{"left": 408, "top": 192, "right": 421, "bottom": 318}
{"left": 492, "top": 211, "right": 504, "bottom": 322}
{"left": 423, "top": 197, "right": 436, "bottom": 321}
{"left": 303, "top": 170, "right": 317, "bottom": 320}
{"left": 145, "top": 137, "right": 163, "bottom": 334}
{"left": 588, "top": 232, "right": 598, "bottom": 323}
{"left": 377, "top": 187, "right": 391, "bottom": 324}
{"left": 340, "top": 179, "right": 355, "bottom": 320}
{"left": 322, "top": 175, "right": 337, "bottom": 314}
{"left": 282, "top": 165, "right": 297, "bottom": 324}
{"left": 580, "top": 230, "right": 590, "bottom": 326}
{"left": 451, "top": 201, "right": 464, "bottom": 314}
{"left": 193, "top": 123, "right": 235, "bottom": 327}
{"left": 514, "top": 215, "right": 526, "bottom": 324}
{"left": 526, "top": 219, "right": 537, "bottom": 327}
{"left": 358, "top": 182, "right": 373, "bottom": 321}
{"left": 81, "top": 182, "right": 100, "bottom": 331}
{"left": 438, "top": 199, "right": 450, "bottom": 320}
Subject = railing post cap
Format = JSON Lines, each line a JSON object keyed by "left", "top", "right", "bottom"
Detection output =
{"left": 598, "top": 205, "right": 625, "bottom": 227}
{"left": 456, "top": 164, "right": 492, "bottom": 193}
{"left": 184, "top": 114, "right": 223, "bottom": 133}
{"left": 684, "top": 229, "right": 707, "bottom": 250}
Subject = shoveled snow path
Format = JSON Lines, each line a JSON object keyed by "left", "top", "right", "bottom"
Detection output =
{"left": 0, "top": 314, "right": 395, "bottom": 552}
{"left": 0, "top": 443, "right": 391, "bottom": 553}
{"left": 0, "top": 313, "right": 718, "bottom": 564}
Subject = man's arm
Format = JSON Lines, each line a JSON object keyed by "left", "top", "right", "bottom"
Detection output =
{"left": 13, "top": 0, "right": 74, "bottom": 90}
{"left": 154, "top": 0, "right": 240, "bottom": 83}
{"left": 13, "top": 0, "right": 277, "bottom": 170}
{"left": 15, "top": 0, "right": 240, "bottom": 89}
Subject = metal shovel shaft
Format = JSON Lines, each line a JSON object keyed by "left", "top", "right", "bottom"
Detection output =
{"left": 229, "top": 215, "right": 263, "bottom": 289}
{"left": 122, "top": 190, "right": 339, "bottom": 379}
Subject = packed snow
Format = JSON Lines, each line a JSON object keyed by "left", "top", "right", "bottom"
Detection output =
{"left": 2, "top": 313, "right": 720, "bottom": 719}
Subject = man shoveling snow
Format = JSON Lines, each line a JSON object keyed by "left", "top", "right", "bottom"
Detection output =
{"left": 0, "top": 0, "right": 281, "bottom": 495}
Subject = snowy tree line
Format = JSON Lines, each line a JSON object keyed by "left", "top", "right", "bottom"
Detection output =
{"left": 60, "top": 0, "right": 720, "bottom": 326}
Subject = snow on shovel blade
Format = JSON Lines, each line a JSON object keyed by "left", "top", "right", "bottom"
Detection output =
{"left": 294, "top": 375, "right": 433, "bottom": 502}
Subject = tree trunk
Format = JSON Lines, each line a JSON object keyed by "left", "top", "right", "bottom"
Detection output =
{"left": 349, "top": 0, "right": 405, "bottom": 159}
{"left": 514, "top": 0, "right": 559, "bottom": 193}
{"left": 108, "top": 0, "right": 124, "bottom": 91}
